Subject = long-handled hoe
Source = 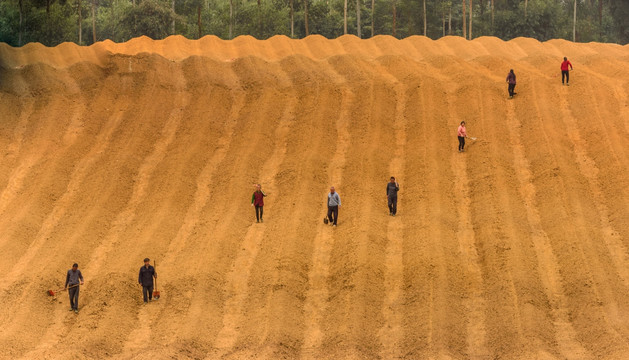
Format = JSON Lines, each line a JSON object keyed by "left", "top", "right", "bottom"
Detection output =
{"left": 153, "top": 260, "right": 160, "bottom": 300}
{"left": 47, "top": 283, "right": 79, "bottom": 297}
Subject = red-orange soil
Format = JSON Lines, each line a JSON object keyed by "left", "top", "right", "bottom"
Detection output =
{"left": 0, "top": 35, "right": 629, "bottom": 359}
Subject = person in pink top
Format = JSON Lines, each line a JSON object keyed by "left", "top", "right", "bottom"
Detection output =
{"left": 457, "top": 121, "right": 468, "bottom": 152}
{"left": 561, "top": 57, "right": 573, "bottom": 85}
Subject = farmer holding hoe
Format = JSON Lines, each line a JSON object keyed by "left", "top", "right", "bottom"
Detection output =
{"left": 64, "top": 263, "right": 84, "bottom": 314}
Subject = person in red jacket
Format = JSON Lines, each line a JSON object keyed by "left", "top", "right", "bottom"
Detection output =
{"left": 561, "top": 57, "right": 573, "bottom": 86}
{"left": 251, "top": 184, "right": 267, "bottom": 223}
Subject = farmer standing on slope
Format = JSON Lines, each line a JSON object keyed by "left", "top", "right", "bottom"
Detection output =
{"left": 561, "top": 57, "right": 573, "bottom": 86}
{"left": 138, "top": 258, "right": 157, "bottom": 304}
{"left": 251, "top": 183, "right": 266, "bottom": 223}
{"left": 327, "top": 186, "right": 341, "bottom": 227}
{"left": 457, "top": 121, "right": 468, "bottom": 153}
{"left": 386, "top": 177, "right": 400, "bottom": 216}
{"left": 506, "top": 69, "right": 517, "bottom": 99}
{"left": 64, "top": 263, "right": 84, "bottom": 314}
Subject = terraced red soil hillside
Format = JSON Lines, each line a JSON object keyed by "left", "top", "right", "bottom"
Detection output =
{"left": 0, "top": 35, "right": 629, "bottom": 359}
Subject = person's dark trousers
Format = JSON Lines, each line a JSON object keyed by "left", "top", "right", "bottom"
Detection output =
{"left": 388, "top": 196, "right": 398, "bottom": 215}
{"left": 508, "top": 83, "right": 516, "bottom": 97}
{"left": 458, "top": 136, "right": 465, "bottom": 151}
{"left": 142, "top": 285, "right": 154, "bottom": 302}
{"left": 68, "top": 286, "right": 79, "bottom": 310}
{"left": 327, "top": 205, "right": 338, "bottom": 225}
{"left": 255, "top": 205, "right": 263, "bottom": 221}
{"left": 562, "top": 70, "right": 569, "bottom": 84}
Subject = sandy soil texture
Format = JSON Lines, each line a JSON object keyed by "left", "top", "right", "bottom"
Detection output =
{"left": 0, "top": 35, "right": 629, "bottom": 359}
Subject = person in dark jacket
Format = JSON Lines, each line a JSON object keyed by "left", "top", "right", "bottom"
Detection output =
{"left": 64, "top": 263, "right": 84, "bottom": 313}
{"left": 386, "top": 177, "right": 400, "bottom": 216}
{"left": 506, "top": 69, "right": 516, "bottom": 98}
{"left": 138, "top": 258, "right": 157, "bottom": 303}
{"left": 251, "top": 184, "right": 267, "bottom": 223}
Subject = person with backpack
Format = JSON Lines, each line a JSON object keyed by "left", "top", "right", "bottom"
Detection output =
{"left": 561, "top": 57, "right": 573, "bottom": 86}
{"left": 251, "top": 183, "right": 267, "bottom": 223}
{"left": 386, "top": 177, "right": 400, "bottom": 216}
{"left": 138, "top": 258, "right": 157, "bottom": 304}
{"left": 506, "top": 69, "right": 516, "bottom": 98}
{"left": 64, "top": 263, "right": 84, "bottom": 313}
{"left": 327, "top": 186, "right": 341, "bottom": 227}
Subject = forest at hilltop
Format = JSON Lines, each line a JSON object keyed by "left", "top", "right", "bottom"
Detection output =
{"left": 1, "top": 0, "right": 628, "bottom": 47}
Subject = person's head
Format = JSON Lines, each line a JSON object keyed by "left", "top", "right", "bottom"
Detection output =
{"left": 72, "top": 263, "right": 78, "bottom": 271}
{"left": 330, "top": 186, "right": 335, "bottom": 194}
{"left": 564, "top": 56, "right": 567, "bottom": 61}
{"left": 390, "top": 177, "right": 396, "bottom": 183}
{"left": 460, "top": 121, "right": 466, "bottom": 126}
{"left": 510, "top": 69, "right": 514, "bottom": 74}
{"left": 144, "top": 258, "right": 150, "bottom": 266}
{"left": 257, "top": 184, "right": 261, "bottom": 190}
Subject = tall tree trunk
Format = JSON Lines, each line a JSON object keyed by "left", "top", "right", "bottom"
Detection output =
{"left": 290, "top": 0, "right": 294, "bottom": 38}
{"left": 423, "top": 0, "right": 426, "bottom": 36}
{"left": 229, "top": 0, "right": 233, "bottom": 39}
{"left": 573, "top": 0, "right": 576, "bottom": 42}
{"left": 304, "top": 0, "right": 309, "bottom": 36}
{"left": 356, "top": 0, "right": 361, "bottom": 38}
{"left": 46, "top": 0, "right": 51, "bottom": 44}
{"left": 469, "top": 0, "right": 472, "bottom": 39}
{"left": 197, "top": 5, "right": 202, "bottom": 38}
{"left": 491, "top": 0, "right": 494, "bottom": 30}
{"left": 392, "top": 0, "right": 397, "bottom": 37}
{"left": 371, "top": 0, "right": 375, "bottom": 37}
{"left": 18, "top": 0, "right": 23, "bottom": 46}
{"left": 78, "top": 0, "right": 82, "bottom": 44}
{"left": 598, "top": 0, "right": 602, "bottom": 39}
{"left": 524, "top": 0, "right": 528, "bottom": 17}
{"left": 257, "top": 0, "right": 261, "bottom": 38}
{"left": 344, "top": 0, "right": 347, "bottom": 35}
{"left": 172, "top": 0, "right": 176, "bottom": 35}
{"left": 448, "top": 5, "right": 452, "bottom": 35}
{"left": 92, "top": 0, "right": 96, "bottom": 43}
{"left": 442, "top": 11, "right": 445, "bottom": 37}
{"left": 462, "top": 0, "right": 466, "bottom": 39}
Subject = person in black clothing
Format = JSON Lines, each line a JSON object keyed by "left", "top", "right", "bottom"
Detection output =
{"left": 64, "top": 263, "right": 84, "bottom": 313}
{"left": 138, "top": 258, "right": 157, "bottom": 303}
{"left": 386, "top": 177, "right": 400, "bottom": 216}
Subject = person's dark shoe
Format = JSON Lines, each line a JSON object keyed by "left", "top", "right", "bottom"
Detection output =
{"left": 256, "top": 220, "right": 259, "bottom": 223}
{"left": 260, "top": 219, "right": 263, "bottom": 223}
{"left": 566, "top": 83, "right": 569, "bottom": 86}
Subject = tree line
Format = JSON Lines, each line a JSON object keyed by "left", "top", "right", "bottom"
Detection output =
{"left": 1, "top": 0, "right": 628, "bottom": 47}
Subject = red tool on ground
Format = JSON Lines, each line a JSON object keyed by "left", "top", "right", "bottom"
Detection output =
{"left": 153, "top": 260, "right": 160, "bottom": 300}
{"left": 48, "top": 283, "right": 79, "bottom": 297}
